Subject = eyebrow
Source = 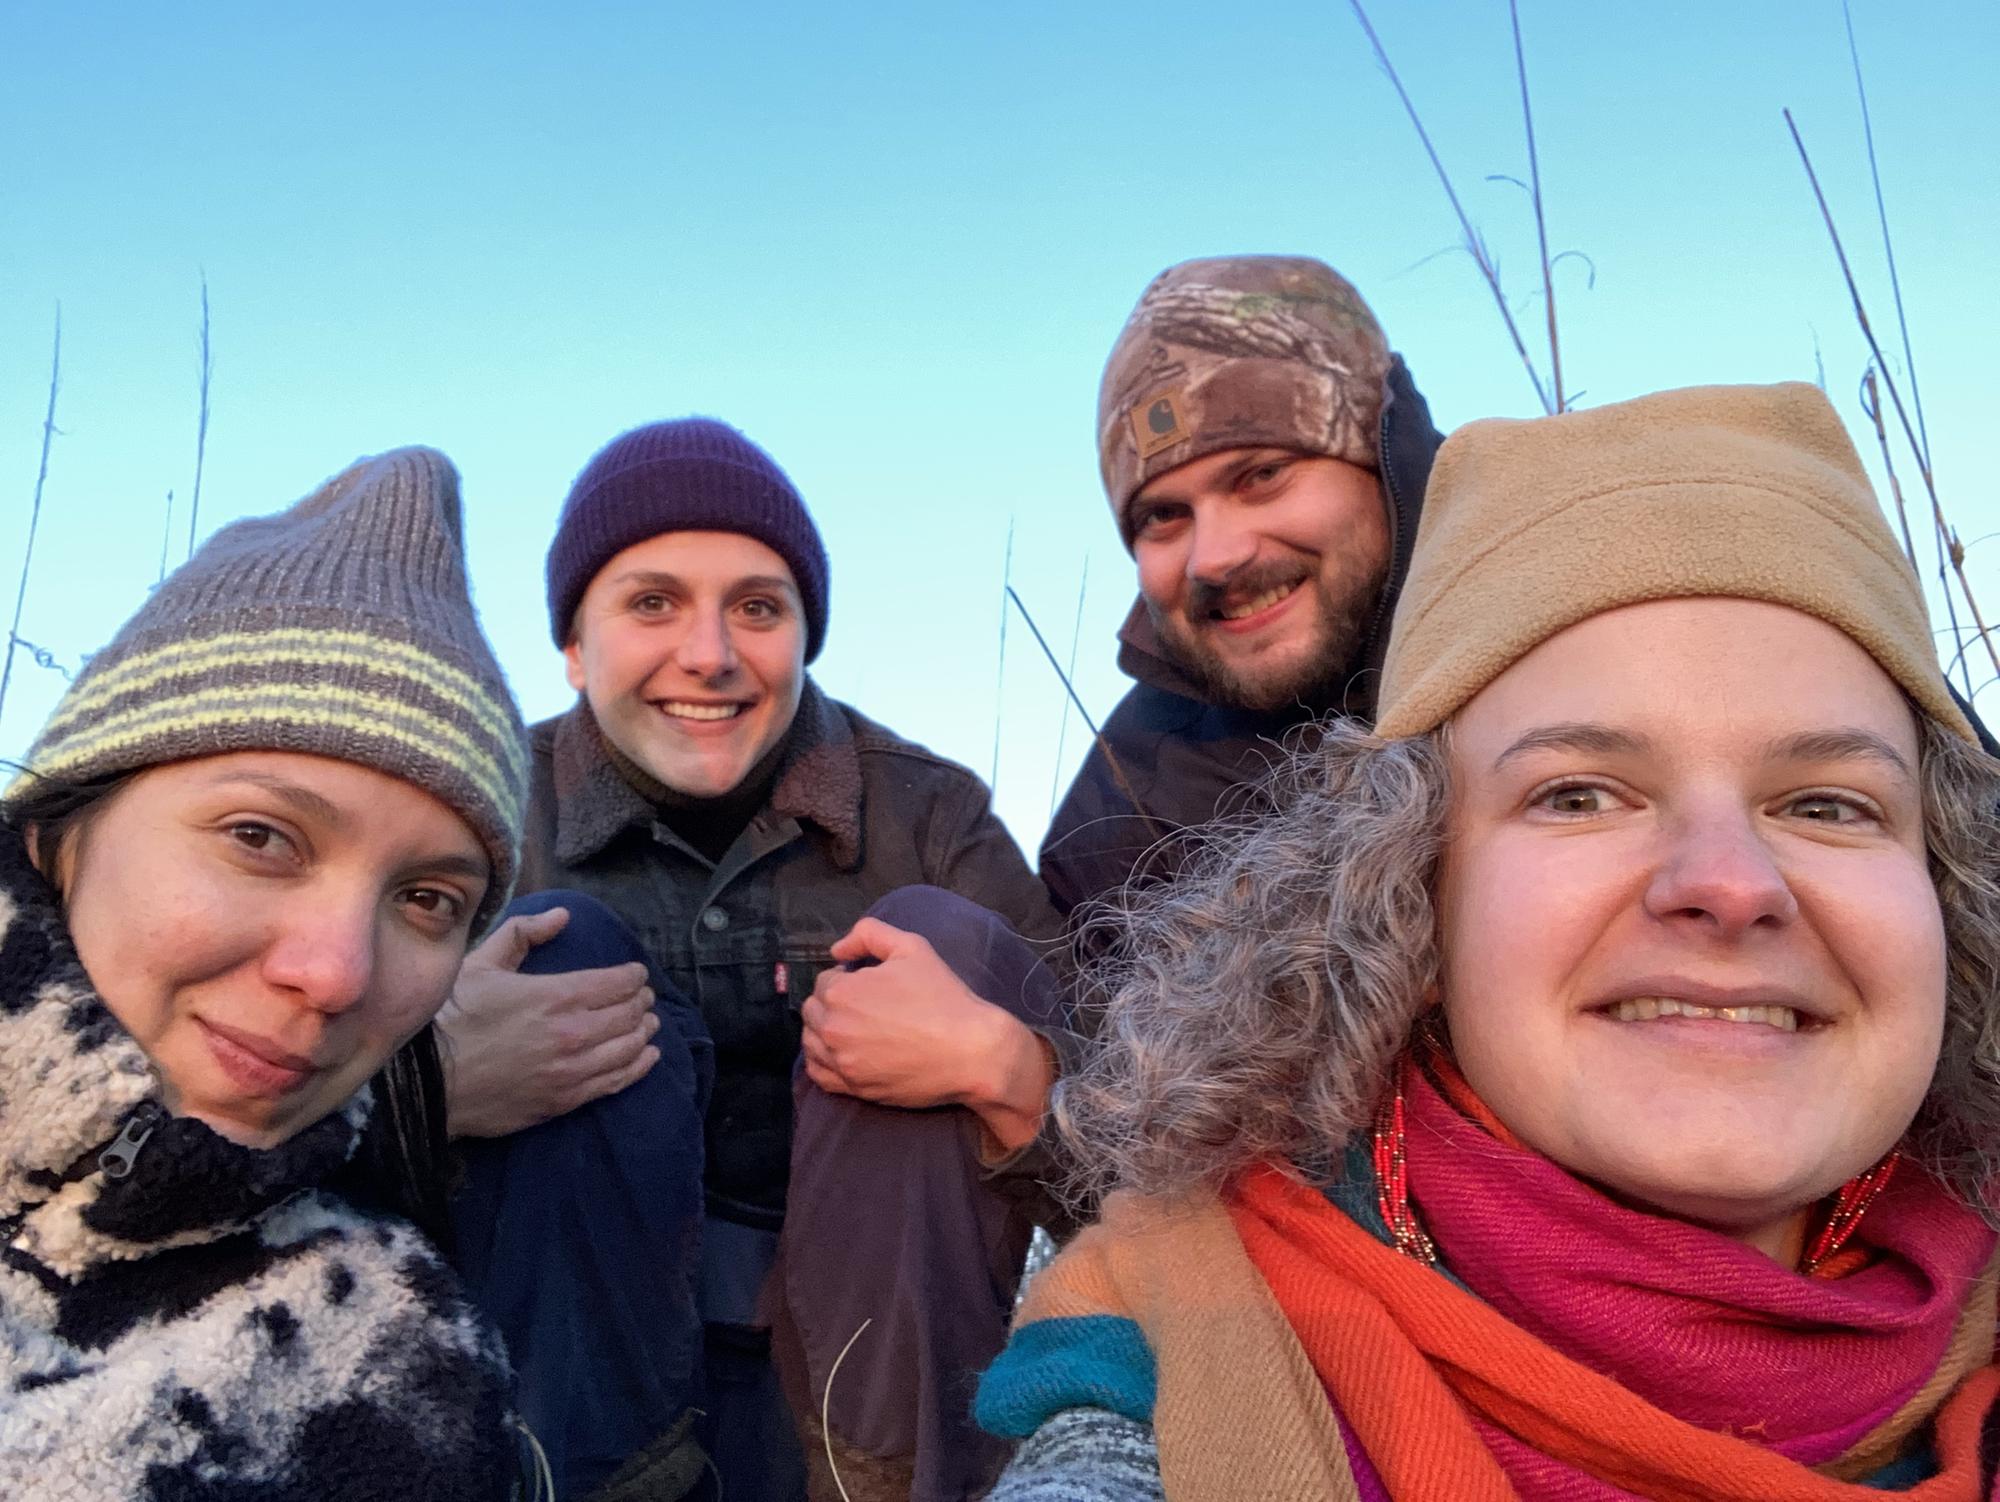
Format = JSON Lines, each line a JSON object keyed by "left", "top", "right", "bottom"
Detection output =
{"left": 603, "top": 569, "right": 798, "bottom": 599}
{"left": 1490, "top": 721, "right": 1916, "bottom": 780}
{"left": 203, "top": 770, "right": 349, "bottom": 830}
{"left": 1491, "top": 722, "right": 1653, "bottom": 771}
{"left": 416, "top": 852, "right": 492, "bottom": 881}
{"left": 1763, "top": 728, "right": 1914, "bottom": 779}
{"left": 728, "top": 575, "right": 801, "bottom": 599}
{"left": 1132, "top": 448, "right": 1294, "bottom": 508}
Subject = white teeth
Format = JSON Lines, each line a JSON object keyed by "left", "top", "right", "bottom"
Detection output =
{"left": 1218, "top": 581, "right": 1299, "bottom": 621}
{"left": 1608, "top": 997, "right": 1800, "bottom": 1031}
{"left": 661, "top": 702, "right": 742, "bottom": 722}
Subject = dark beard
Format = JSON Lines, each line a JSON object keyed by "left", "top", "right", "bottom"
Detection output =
{"left": 1149, "top": 561, "right": 1385, "bottom": 716}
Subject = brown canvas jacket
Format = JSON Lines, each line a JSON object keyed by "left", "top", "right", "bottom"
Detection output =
{"left": 518, "top": 680, "right": 1071, "bottom": 1227}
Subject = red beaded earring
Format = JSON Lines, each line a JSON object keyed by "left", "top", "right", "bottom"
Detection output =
{"left": 1372, "top": 1074, "right": 1437, "bottom": 1265}
{"left": 1802, "top": 1153, "right": 1901, "bottom": 1275}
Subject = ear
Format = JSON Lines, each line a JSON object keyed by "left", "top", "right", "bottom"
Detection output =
{"left": 562, "top": 636, "right": 588, "bottom": 695}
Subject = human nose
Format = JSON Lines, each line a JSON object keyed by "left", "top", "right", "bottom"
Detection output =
{"left": 672, "top": 605, "right": 739, "bottom": 681}
{"left": 260, "top": 898, "right": 375, "bottom": 1015}
{"left": 1185, "top": 506, "right": 1257, "bottom": 586}
{"left": 1642, "top": 802, "right": 1799, "bottom": 939}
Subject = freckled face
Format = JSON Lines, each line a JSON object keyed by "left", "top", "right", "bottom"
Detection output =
{"left": 563, "top": 531, "right": 807, "bottom": 799}
{"left": 1437, "top": 599, "right": 1943, "bottom": 1261}
{"left": 47, "top": 752, "right": 490, "bottom": 1148}
{"left": 1129, "top": 449, "right": 1388, "bottom": 713}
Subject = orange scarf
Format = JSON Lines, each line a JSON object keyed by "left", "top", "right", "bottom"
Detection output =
{"left": 1229, "top": 1099, "right": 2000, "bottom": 1500}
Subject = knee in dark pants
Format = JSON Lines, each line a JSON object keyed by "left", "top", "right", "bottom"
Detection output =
{"left": 500, "top": 888, "right": 650, "bottom": 975}
{"left": 862, "top": 883, "right": 1061, "bottom": 1030}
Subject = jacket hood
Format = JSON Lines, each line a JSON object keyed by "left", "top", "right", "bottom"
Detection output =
{"left": 1114, "top": 353, "right": 1445, "bottom": 721}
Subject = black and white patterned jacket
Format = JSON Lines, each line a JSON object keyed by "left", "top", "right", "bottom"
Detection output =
{"left": 0, "top": 833, "right": 521, "bottom": 1501}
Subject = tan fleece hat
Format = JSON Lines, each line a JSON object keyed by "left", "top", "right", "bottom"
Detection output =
{"left": 1374, "top": 382, "right": 1974, "bottom": 743}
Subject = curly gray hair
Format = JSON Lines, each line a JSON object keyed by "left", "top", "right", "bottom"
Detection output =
{"left": 1056, "top": 714, "right": 2000, "bottom": 1218}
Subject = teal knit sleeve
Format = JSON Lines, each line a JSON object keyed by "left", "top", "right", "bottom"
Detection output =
{"left": 975, "top": 1314, "right": 1158, "bottom": 1438}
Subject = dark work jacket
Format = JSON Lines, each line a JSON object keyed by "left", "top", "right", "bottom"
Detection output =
{"left": 518, "top": 682, "right": 1066, "bottom": 1228}
{"left": 1041, "top": 355, "right": 1445, "bottom": 918}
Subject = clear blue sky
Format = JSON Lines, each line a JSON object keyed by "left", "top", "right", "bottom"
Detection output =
{"left": 3, "top": 1, "right": 1995, "bottom": 851}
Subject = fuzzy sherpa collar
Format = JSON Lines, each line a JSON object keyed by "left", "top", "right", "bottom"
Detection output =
{"left": 550, "top": 676, "right": 866, "bottom": 869}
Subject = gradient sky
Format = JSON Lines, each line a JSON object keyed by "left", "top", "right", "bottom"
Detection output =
{"left": 3, "top": 0, "right": 1995, "bottom": 851}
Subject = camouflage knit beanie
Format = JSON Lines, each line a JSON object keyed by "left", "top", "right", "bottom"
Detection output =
{"left": 1098, "top": 254, "right": 1393, "bottom": 545}
{"left": 7, "top": 447, "right": 529, "bottom": 928}
{"left": 545, "top": 417, "right": 831, "bottom": 661}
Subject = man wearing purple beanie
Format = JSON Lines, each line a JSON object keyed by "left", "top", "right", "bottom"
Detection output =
{"left": 440, "top": 417, "right": 1071, "bottom": 1502}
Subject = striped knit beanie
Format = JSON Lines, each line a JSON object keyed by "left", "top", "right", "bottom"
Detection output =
{"left": 545, "top": 417, "right": 830, "bottom": 660}
{"left": 7, "top": 447, "right": 529, "bottom": 926}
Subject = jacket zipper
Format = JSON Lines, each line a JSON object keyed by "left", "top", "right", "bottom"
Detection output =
{"left": 0, "top": 1102, "right": 163, "bottom": 1251}
{"left": 97, "top": 1102, "right": 163, "bottom": 1180}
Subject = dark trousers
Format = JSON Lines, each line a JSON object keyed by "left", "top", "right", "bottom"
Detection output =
{"left": 451, "top": 891, "right": 714, "bottom": 1500}
{"left": 451, "top": 885, "right": 1061, "bottom": 1502}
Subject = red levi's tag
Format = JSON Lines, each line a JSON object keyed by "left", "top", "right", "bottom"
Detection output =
{"left": 773, "top": 961, "right": 788, "bottom": 997}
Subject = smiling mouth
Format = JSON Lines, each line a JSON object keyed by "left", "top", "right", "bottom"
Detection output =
{"left": 199, "top": 1018, "right": 325, "bottom": 1097}
{"left": 658, "top": 701, "right": 746, "bottom": 722}
{"left": 1602, "top": 997, "right": 1809, "bottom": 1032}
{"left": 1211, "top": 578, "right": 1302, "bottom": 623}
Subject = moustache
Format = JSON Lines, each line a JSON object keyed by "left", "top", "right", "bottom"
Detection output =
{"left": 1184, "top": 564, "right": 1312, "bottom": 622}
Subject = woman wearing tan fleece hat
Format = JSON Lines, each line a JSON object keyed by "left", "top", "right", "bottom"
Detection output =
{"left": 977, "top": 382, "right": 2000, "bottom": 1500}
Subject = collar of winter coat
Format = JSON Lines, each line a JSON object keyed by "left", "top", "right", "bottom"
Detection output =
{"left": 550, "top": 676, "right": 866, "bottom": 871}
{"left": 1115, "top": 353, "right": 1444, "bottom": 721}
{"left": 0, "top": 832, "right": 370, "bottom": 1281}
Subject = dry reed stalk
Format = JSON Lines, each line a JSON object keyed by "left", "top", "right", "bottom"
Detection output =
{"left": 991, "top": 517, "right": 1016, "bottom": 789}
{"left": 1784, "top": 108, "right": 2000, "bottom": 685}
{"left": 158, "top": 490, "right": 176, "bottom": 586}
{"left": 1347, "top": 0, "right": 1554, "bottom": 414}
{"left": 1843, "top": 0, "right": 1932, "bottom": 472}
{"left": 1049, "top": 556, "right": 1089, "bottom": 817}
{"left": 186, "top": 273, "right": 213, "bottom": 559}
{"left": 0, "top": 309, "right": 64, "bottom": 729}
{"left": 1861, "top": 369, "right": 1920, "bottom": 570}
{"left": 1508, "top": 0, "right": 1563, "bottom": 411}
{"left": 820, "top": 1318, "right": 872, "bottom": 1502}
{"left": 1008, "top": 584, "right": 1167, "bottom": 846}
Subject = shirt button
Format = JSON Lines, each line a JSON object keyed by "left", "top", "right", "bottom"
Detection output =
{"left": 701, "top": 906, "right": 730, "bottom": 932}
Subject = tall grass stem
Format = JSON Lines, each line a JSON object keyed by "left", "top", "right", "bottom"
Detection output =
{"left": 1, "top": 309, "right": 64, "bottom": 730}
{"left": 186, "top": 273, "right": 213, "bottom": 560}
{"left": 1784, "top": 108, "right": 2000, "bottom": 687}
{"left": 1008, "top": 584, "right": 1165, "bottom": 845}
{"left": 1509, "top": 0, "right": 1563, "bottom": 412}
{"left": 1347, "top": 0, "right": 1553, "bottom": 414}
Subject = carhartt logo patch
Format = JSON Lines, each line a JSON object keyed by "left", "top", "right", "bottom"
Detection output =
{"left": 1131, "top": 386, "right": 1190, "bottom": 459}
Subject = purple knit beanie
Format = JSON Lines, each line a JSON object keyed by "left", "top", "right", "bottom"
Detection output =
{"left": 546, "top": 417, "right": 830, "bottom": 660}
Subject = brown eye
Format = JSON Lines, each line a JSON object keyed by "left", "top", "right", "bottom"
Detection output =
{"left": 227, "top": 821, "right": 292, "bottom": 854}
{"left": 1535, "top": 785, "right": 1609, "bottom": 816}
{"left": 1789, "top": 795, "right": 1866, "bottom": 824}
{"left": 399, "top": 886, "right": 467, "bottom": 931}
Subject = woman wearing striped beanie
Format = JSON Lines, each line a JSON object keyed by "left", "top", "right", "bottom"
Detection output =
{"left": 0, "top": 448, "right": 533, "bottom": 1499}
{"left": 979, "top": 383, "right": 2000, "bottom": 1499}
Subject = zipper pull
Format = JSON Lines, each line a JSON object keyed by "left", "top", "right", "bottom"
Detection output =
{"left": 98, "top": 1105, "right": 161, "bottom": 1181}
